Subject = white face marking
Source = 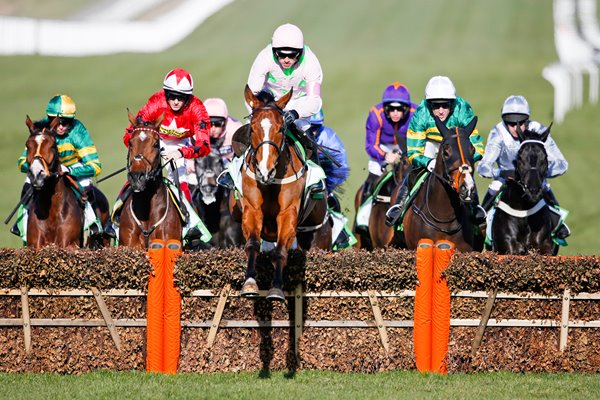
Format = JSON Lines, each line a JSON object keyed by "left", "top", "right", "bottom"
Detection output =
{"left": 30, "top": 136, "right": 46, "bottom": 176}
{"left": 139, "top": 132, "right": 147, "bottom": 141}
{"left": 258, "top": 117, "right": 272, "bottom": 178}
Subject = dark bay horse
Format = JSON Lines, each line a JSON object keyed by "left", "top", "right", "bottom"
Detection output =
{"left": 490, "top": 125, "right": 558, "bottom": 255}
{"left": 353, "top": 154, "right": 410, "bottom": 249}
{"left": 232, "top": 85, "right": 331, "bottom": 301}
{"left": 118, "top": 112, "right": 182, "bottom": 249}
{"left": 24, "top": 116, "right": 109, "bottom": 249}
{"left": 401, "top": 116, "right": 484, "bottom": 252}
{"left": 193, "top": 151, "right": 242, "bottom": 248}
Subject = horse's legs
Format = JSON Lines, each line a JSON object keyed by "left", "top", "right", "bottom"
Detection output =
{"left": 266, "top": 207, "right": 298, "bottom": 301}
{"left": 241, "top": 207, "right": 262, "bottom": 297}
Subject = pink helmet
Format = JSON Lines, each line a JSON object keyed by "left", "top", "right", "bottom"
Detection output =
{"left": 271, "top": 23, "right": 304, "bottom": 49}
{"left": 163, "top": 68, "right": 194, "bottom": 95}
{"left": 204, "top": 98, "right": 228, "bottom": 118}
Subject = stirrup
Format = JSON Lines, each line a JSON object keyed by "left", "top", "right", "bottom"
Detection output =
{"left": 10, "top": 223, "right": 20, "bottom": 237}
{"left": 103, "top": 222, "right": 117, "bottom": 239}
{"left": 217, "top": 171, "right": 235, "bottom": 190}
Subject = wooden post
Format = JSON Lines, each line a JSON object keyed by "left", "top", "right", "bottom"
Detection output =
{"left": 206, "top": 284, "right": 230, "bottom": 348}
{"left": 560, "top": 288, "right": 571, "bottom": 352}
{"left": 20, "top": 286, "right": 31, "bottom": 353}
{"left": 368, "top": 290, "right": 389, "bottom": 354}
{"left": 470, "top": 289, "right": 498, "bottom": 359}
{"left": 91, "top": 287, "right": 122, "bottom": 352}
{"left": 294, "top": 284, "right": 303, "bottom": 356}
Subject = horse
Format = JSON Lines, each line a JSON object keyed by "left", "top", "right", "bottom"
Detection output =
{"left": 401, "top": 116, "right": 484, "bottom": 252}
{"left": 353, "top": 154, "right": 410, "bottom": 249}
{"left": 23, "top": 116, "right": 110, "bottom": 249}
{"left": 231, "top": 85, "right": 331, "bottom": 301}
{"left": 192, "top": 150, "right": 242, "bottom": 248}
{"left": 490, "top": 125, "right": 559, "bottom": 255}
{"left": 118, "top": 112, "right": 182, "bottom": 249}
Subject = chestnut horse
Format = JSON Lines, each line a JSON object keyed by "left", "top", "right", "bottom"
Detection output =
{"left": 118, "top": 112, "right": 182, "bottom": 249}
{"left": 233, "top": 85, "right": 331, "bottom": 301}
{"left": 401, "top": 116, "right": 484, "bottom": 252}
{"left": 490, "top": 125, "right": 559, "bottom": 255}
{"left": 24, "top": 116, "right": 110, "bottom": 249}
{"left": 353, "top": 154, "right": 410, "bottom": 249}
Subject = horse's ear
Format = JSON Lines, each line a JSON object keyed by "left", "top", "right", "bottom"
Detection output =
{"left": 275, "top": 88, "right": 293, "bottom": 110}
{"left": 127, "top": 108, "right": 137, "bottom": 126}
{"left": 465, "top": 116, "right": 478, "bottom": 135}
{"left": 25, "top": 115, "right": 34, "bottom": 132}
{"left": 539, "top": 122, "right": 552, "bottom": 142}
{"left": 244, "top": 84, "right": 258, "bottom": 110}
{"left": 433, "top": 115, "right": 450, "bottom": 138}
{"left": 154, "top": 112, "right": 165, "bottom": 129}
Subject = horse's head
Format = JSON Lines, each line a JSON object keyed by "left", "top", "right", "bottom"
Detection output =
{"left": 434, "top": 116, "right": 478, "bottom": 203}
{"left": 126, "top": 111, "right": 164, "bottom": 192}
{"left": 514, "top": 124, "right": 550, "bottom": 202}
{"left": 25, "top": 115, "right": 60, "bottom": 189}
{"left": 244, "top": 84, "right": 293, "bottom": 185}
{"left": 195, "top": 152, "right": 224, "bottom": 205}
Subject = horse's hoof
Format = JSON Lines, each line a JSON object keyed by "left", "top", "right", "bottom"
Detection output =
{"left": 266, "top": 288, "right": 285, "bottom": 302}
{"left": 240, "top": 278, "right": 259, "bottom": 298}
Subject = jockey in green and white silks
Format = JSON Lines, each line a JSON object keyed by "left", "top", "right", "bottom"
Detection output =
{"left": 477, "top": 95, "right": 570, "bottom": 243}
{"left": 13, "top": 94, "right": 103, "bottom": 242}
{"left": 385, "top": 76, "right": 486, "bottom": 227}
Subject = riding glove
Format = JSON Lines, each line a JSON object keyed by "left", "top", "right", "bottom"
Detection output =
{"left": 426, "top": 159, "right": 436, "bottom": 172}
{"left": 283, "top": 109, "right": 299, "bottom": 127}
{"left": 60, "top": 165, "right": 71, "bottom": 175}
{"left": 165, "top": 149, "right": 183, "bottom": 162}
{"left": 385, "top": 152, "right": 400, "bottom": 164}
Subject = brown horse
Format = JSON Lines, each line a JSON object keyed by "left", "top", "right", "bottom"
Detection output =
{"left": 24, "top": 117, "right": 85, "bottom": 249}
{"left": 353, "top": 154, "right": 410, "bottom": 249}
{"left": 118, "top": 112, "right": 182, "bottom": 249}
{"left": 401, "top": 116, "right": 484, "bottom": 252}
{"left": 232, "top": 85, "right": 331, "bottom": 301}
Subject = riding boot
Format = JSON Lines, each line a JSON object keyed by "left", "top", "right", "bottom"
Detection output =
{"left": 103, "top": 220, "right": 117, "bottom": 239}
{"left": 11, "top": 182, "right": 33, "bottom": 237}
{"left": 385, "top": 184, "right": 409, "bottom": 227}
{"left": 327, "top": 193, "right": 341, "bottom": 213}
{"left": 481, "top": 191, "right": 496, "bottom": 212}
{"left": 10, "top": 221, "right": 21, "bottom": 237}
{"left": 544, "top": 189, "right": 571, "bottom": 240}
{"left": 217, "top": 171, "right": 235, "bottom": 191}
{"left": 361, "top": 173, "right": 378, "bottom": 202}
{"left": 471, "top": 191, "right": 487, "bottom": 226}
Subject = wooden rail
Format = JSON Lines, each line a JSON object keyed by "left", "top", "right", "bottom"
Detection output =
{"left": 2, "top": 287, "right": 600, "bottom": 354}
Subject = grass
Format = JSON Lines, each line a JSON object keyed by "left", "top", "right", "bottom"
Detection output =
{"left": 0, "top": 0, "right": 598, "bottom": 255}
{"left": 1, "top": 370, "right": 599, "bottom": 400}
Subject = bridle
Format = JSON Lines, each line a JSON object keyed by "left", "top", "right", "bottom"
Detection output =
{"left": 28, "top": 129, "right": 59, "bottom": 180}
{"left": 514, "top": 139, "right": 547, "bottom": 200}
{"left": 126, "top": 127, "right": 163, "bottom": 184}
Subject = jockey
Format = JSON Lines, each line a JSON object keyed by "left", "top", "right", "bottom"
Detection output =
{"left": 360, "top": 82, "right": 417, "bottom": 203}
{"left": 477, "top": 95, "right": 570, "bottom": 240}
{"left": 107, "top": 68, "right": 211, "bottom": 244}
{"left": 13, "top": 94, "right": 103, "bottom": 239}
{"left": 247, "top": 23, "right": 323, "bottom": 147}
{"left": 305, "top": 109, "right": 349, "bottom": 211}
{"left": 219, "top": 23, "right": 323, "bottom": 189}
{"left": 385, "top": 75, "right": 486, "bottom": 227}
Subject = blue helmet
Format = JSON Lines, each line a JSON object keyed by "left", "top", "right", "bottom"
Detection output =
{"left": 308, "top": 109, "right": 324, "bottom": 125}
{"left": 382, "top": 82, "right": 411, "bottom": 106}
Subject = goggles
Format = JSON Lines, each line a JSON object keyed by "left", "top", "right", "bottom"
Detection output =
{"left": 273, "top": 48, "right": 303, "bottom": 60}
{"left": 210, "top": 117, "right": 226, "bottom": 128}
{"left": 384, "top": 103, "right": 409, "bottom": 113}
{"left": 165, "top": 91, "right": 190, "bottom": 102}
{"left": 504, "top": 119, "right": 528, "bottom": 127}
{"left": 49, "top": 116, "right": 74, "bottom": 127}
{"left": 427, "top": 100, "right": 453, "bottom": 110}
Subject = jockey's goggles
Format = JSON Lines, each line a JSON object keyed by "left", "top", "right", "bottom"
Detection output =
{"left": 504, "top": 119, "right": 528, "bottom": 127}
{"left": 210, "top": 117, "right": 226, "bottom": 128}
{"left": 165, "top": 90, "right": 190, "bottom": 102}
{"left": 427, "top": 100, "right": 454, "bottom": 110}
{"left": 273, "top": 47, "right": 303, "bottom": 60}
{"left": 384, "top": 103, "right": 409, "bottom": 113}
{"left": 48, "top": 116, "right": 74, "bottom": 127}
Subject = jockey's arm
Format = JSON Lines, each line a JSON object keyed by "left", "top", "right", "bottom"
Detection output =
{"left": 406, "top": 127, "right": 431, "bottom": 169}
{"left": 477, "top": 127, "right": 503, "bottom": 179}
{"left": 67, "top": 128, "right": 102, "bottom": 179}
{"left": 18, "top": 149, "right": 29, "bottom": 173}
{"left": 365, "top": 110, "right": 387, "bottom": 161}
{"left": 545, "top": 136, "right": 569, "bottom": 178}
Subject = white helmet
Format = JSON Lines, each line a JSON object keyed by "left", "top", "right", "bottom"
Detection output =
{"left": 204, "top": 98, "right": 228, "bottom": 118}
{"left": 163, "top": 68, "right": 194, "bottom": 95}
{"left": 271, "top": 23, "right": 304, "bottom": 49}
{"left": 425, "top": 76, "right": 456, "bottom": 100}
{"left": 501, "top": 95, "right": 530, "bottom": 121}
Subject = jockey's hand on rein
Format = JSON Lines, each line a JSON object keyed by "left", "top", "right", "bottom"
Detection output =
{"left": 283, "top": 110, "right": 299, "bottom": 127}
{"left": 164, "top": 149, "right": 183, "bottom": 162}
{"left": 60, "top": 165, "right": 71, "bottom": 176}
{"left": 499, "top": 169, "right": 515, "bottom": 179}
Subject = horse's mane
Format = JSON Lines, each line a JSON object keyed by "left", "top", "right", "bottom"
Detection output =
{"left": 32, "top": 119, "right": 50, "bottom": 132}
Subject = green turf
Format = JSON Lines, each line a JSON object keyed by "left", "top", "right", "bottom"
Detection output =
{"left": 1, "top": 370, "right": 599, "bottom": 400}
{"left": 0, "top": 0, "right": 597, "bottom": 254}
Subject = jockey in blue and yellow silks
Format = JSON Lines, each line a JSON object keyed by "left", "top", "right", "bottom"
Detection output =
{"left": 385, "top": 76, "right": 486, "bottom": 227}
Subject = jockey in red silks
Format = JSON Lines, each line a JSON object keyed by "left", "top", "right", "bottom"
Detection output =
{"left": 106, "top": 68, "right": 212, "bottom": 244}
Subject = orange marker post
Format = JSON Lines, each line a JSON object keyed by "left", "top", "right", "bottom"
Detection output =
{"left": 431, "top": 240, "right": 454, "bottom": 375}
{"left": 146, "top": 239, "right": 166, "bottom": 373}
{"left": 163, "top": 239, "right": 182, "bottom": 374}
{"left": 413, "top": 238, "right": 434, "bottom": 372}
